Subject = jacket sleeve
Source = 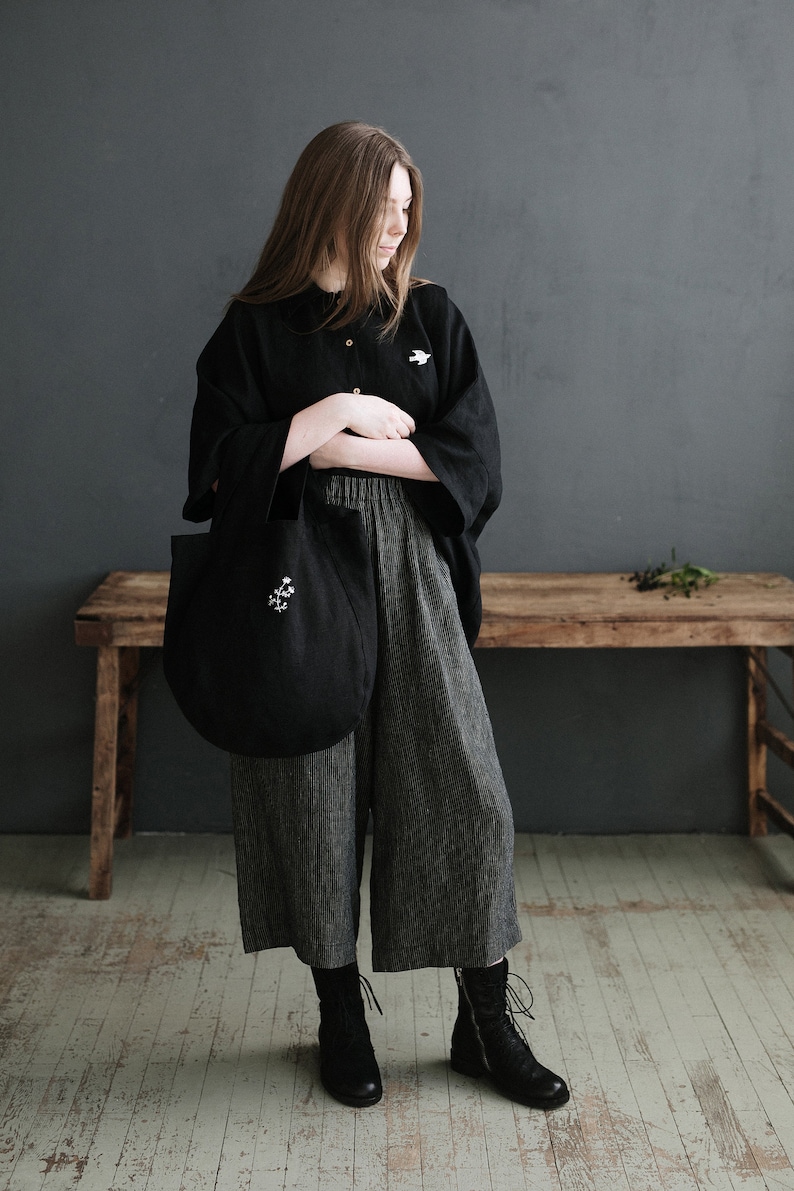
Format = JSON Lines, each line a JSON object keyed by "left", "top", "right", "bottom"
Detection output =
{"left": 405, "top": 293, "right": 502, "bottom": 542}
{"left": 183, "top": 301, "right": 292, "bottom": 525}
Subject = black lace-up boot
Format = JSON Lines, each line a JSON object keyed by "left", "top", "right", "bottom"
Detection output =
{"left": 451, "top": 960, "right": 569, "bottom": 1109}
{"left": 311, "top": 963, "right": 383, "bottom": 1107}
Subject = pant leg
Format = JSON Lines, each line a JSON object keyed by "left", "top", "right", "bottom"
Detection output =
{"left": 230, "top": 734, "right": 367, "bottom": 968}
{"left": 323, "top": 475, "right": 522, "bottom": 973}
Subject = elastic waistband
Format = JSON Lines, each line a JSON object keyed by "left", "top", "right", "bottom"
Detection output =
{"left": 322, "top": 471, "right": 409, "bottom": 512}
{"left": 321, "top": 469, "right": 391, "bottom": 481}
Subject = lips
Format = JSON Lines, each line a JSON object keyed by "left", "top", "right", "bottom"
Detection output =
{"left": 378, "top": 244, "right": 398, "bottom": 255}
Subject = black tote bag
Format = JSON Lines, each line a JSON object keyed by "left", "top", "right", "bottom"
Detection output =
{"left": 163, "top": 460, "right": 377, "bottom": 758}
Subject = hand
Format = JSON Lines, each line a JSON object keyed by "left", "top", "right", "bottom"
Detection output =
{"left": 336, "top": 392, "right": 415, "bottom": 440}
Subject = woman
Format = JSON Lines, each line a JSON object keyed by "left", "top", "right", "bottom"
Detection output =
{"left": 184, "top": 122, "right": 568, "bottom": 1111}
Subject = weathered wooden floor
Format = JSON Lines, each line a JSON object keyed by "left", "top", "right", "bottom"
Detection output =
{"left": 1, "top": 832, "right": 794, "bottom": 1191}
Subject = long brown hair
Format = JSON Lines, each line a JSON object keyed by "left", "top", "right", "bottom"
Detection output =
{"left": 232, "top": 122, "right": 424, "bottom": 336}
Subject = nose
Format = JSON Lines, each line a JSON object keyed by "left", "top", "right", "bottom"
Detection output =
{"left": 388, "top": 207, "right": 408, "bottom": 237}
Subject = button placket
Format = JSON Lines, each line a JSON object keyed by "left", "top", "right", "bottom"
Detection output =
{"left": 343, "top": 329, "right": 363, "bottom": 397}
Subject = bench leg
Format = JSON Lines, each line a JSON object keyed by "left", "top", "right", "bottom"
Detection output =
{"left": 89, "top": 645, "right": 140, "bottom": 898}
{"left": 747, "top": 646, "right": 768, "bottom": 836}
{"left": 115, "top": 646, "right": 140, "bottom": 839}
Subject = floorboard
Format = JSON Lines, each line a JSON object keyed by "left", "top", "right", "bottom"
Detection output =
{"left": 1, "top": 833, "right": 793, "bottom": 1190}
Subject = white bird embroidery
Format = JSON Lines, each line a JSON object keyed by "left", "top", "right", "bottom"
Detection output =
{"left": 408, "top": 349, "right": 431, "bottom": 365}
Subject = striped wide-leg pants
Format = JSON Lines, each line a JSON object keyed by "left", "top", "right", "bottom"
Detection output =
{"left": 230, "top": 474, "right": 521, "bottom": 973}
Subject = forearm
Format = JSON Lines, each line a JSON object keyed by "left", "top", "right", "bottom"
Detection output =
{"left": 280, "top": 395, "right": 351, "bottom": 472}
{"left": 312, "top": 433, "right": 438, "bottom": 481}
{"left": 280, "top": 391, "right": 417, "bottom": 472}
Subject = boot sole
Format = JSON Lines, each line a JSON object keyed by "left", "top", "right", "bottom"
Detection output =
{"left": 450, "top": 1054, "right": 570, "bottom": 1111}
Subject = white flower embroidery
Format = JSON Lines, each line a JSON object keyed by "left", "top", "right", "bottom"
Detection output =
{"left": 268, "top": 576, "right": 295, "bottom": 612}
{"left": 408, "top": 349, "right": 431, "bottom": 365}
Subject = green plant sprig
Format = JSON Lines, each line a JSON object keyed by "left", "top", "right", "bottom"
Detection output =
{"left": 628, "top": 548, "right": 718, "bottom": 598}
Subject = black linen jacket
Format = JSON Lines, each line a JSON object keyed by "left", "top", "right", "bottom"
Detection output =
{"left": 184, "top": 282, "right": 502, "bottom": 646}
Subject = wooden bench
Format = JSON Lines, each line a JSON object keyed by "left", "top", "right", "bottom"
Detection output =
{"left": 75, "top": 570, "right": 794, "bottom": 898}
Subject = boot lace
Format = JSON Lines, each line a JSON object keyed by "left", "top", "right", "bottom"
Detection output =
{"left": 455, "top": 967, "right": 536, "bottom": 1045}
{"left": 359, "top": 974, "right": 383, "bottom": 1016}
{"left": 322, "top": 975, "right": 383, "bottom": 1056}
{"left": 504, "top": 971, "right": 535, "bottom": 1047}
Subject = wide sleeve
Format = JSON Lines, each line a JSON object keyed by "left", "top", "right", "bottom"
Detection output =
{"left": 183, "top": 301, "right": 293, "bottom": 525}
{"left": 405, "top": 293, "right": 502, "bottom": 542}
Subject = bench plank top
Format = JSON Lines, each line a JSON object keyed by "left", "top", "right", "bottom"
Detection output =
{"left": 74, "top": 569, "right": 794, "bottom": 649}
{"left": 479, "top": 571, "right": 794, "bottom": 647}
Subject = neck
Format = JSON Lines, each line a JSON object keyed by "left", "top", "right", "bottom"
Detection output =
{"left": 312, "top": 263, "right": 347, "bottom": 293}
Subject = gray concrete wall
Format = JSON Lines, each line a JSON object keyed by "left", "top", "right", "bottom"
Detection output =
{"left": 2, "top": 0, "right": 792, "bottom": 833}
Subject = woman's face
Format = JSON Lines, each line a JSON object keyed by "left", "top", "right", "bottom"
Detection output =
{"left": 318, "top": 162, "right": 413, "bottom": 292}
{"left": 374, "top": 163, "right": 413, "bottom": 270}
